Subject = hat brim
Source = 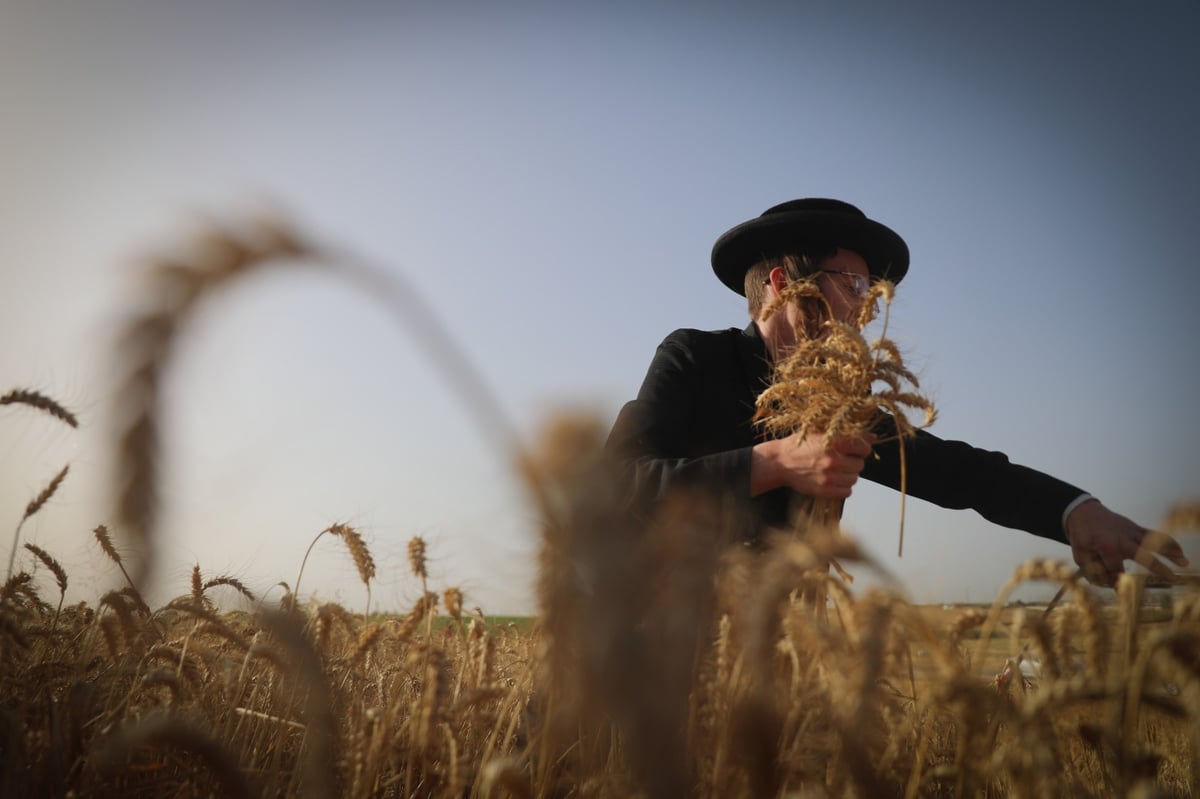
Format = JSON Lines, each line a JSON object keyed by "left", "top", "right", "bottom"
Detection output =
{"left": 711, "top": 211, "right": 909, "bottom": 296}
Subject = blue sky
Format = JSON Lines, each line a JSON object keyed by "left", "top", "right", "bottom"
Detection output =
{"left": 2, "top": 1, "right": 1198, "bottom": 612}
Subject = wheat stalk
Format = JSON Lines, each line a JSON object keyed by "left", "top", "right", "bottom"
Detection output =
{"left": 327, "top": 523, "right": 375, "bottom": 585}
{"left": 112, "top": 214, "right": 525, "bottom": 598}
{"left": 971, "top": 559, "right": 1105, "bottom": 678}
{"left": 164, "top": 597, "right": 252, "bottom": 652}
{"left": 23, "top": 542, "right": 67, "bottom": 629}
{"left": 292, "top": 523, "right": 376, "bottom": 618}
{"left": 94, "top": 524, "right": 138, "bottom": 591}
{"left": 0, "top": 571, "right": 34, "bottom": 607}
{"left": 24, "top": 465, "right": 69, "bottom": 520}
{"left": 113, "top": 218, "right": 310, "bottom": 592}
{"left": 396, "top": 591, "right": 438, "bottom": 642}
{"left": 444, "top": 586, "right": 465, "bottom": 637}
{"left": 347, "top": 623, "right": 384, "bottom": 669}
{"left": 99, "top": 589, "right": 139, "bottom": 647}
{"left": 6, "top": 464, "right": 70, "bottom": 581}
{"left": 330, "top": 523, "right": 375, "bottom": 619}
{"left": 98, "top": 614, "right": 122, "bottom": 661}
{"left": 315, "top": 601, "right": 357, "bottom": 652}
{"left": 261, "top": 609, "right": 341, "bottom": 797}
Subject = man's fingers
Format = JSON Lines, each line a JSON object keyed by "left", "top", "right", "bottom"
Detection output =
{"left": 1139, "top": 529, "right": 1190, "bottom": 567}
{"left": 831, "top": 434, "right": 872, "bottom": 458}
{"left": 1138, "top": 555, "right": 1179, "bottom": 585}
{"left": 1082, "top": 559, "right": 1114, "bottom": 587}
{"left": 1129, "top": 542, "right": 1183, "bottom": 584}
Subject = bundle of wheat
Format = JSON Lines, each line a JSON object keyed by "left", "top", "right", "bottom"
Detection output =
{"left": 754, "top": 277, "right": 935, "bottom": 553}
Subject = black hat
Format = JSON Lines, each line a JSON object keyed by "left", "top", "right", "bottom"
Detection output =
{"left": 711, "top": 198, "right": 909, "bottom": 296}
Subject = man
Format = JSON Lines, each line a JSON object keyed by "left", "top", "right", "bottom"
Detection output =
{"left": 607, "top": 198, "right": 1186, "bottom": 586}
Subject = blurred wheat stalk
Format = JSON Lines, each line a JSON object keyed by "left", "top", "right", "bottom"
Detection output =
{"left": 112, "top": 212, "right": 519, "bottom": 592}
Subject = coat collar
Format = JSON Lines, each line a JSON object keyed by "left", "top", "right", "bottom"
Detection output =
{"left": 738, "top": 322, "right": 773, "bottom": 401}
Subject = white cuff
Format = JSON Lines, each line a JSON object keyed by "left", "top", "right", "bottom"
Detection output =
{"left": 1061, "top": 493, "right": 1097, "bottom": 534}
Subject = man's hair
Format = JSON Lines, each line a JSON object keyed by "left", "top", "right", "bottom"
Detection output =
{"left": 744, "top": 246, "right": 837, "bottom": 318}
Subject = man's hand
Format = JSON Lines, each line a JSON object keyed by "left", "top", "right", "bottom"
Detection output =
{"left": 1065, "top": 499, "right": 1189, "bottom": 587}
{"left": 751, "top": 431, "right": 872, "bottom": 498}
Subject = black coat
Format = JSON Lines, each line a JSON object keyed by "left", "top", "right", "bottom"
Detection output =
{"left": 606, "top": 324, "right": 1083, "bottom": 545}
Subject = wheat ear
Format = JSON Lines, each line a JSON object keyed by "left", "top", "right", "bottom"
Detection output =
{"left": 203, "top": 576, "right": 256, "bottom": 603}
{"left": 6, "top": 464, "right": 70, "bottom": 581}
{"left": 408, "top": 535, "right": 428, "bottom": 581}
{"left": 94, "top": 524, "right": 137, "bottom": 591}
{"left": 407, "top": 535, "right": 433, "bottom": 637}
{"left": 0, "top": 572, "right": 33, "bottom": 607}
{"left": 292, "top": 523, "right": 376, "bottom": 616}
{"left": 191, "top": 563, "right": 205, "bottom": 607}
{"left": 0, "top": 388, "right": 78, "bottom": 427}
{"left": 329, "top": 523, "right": 375, "bottom": 618}
{"left": 444, "top": 586, "right": 465, "bottom": 637}
{"left": 23, "top": 542, "right": 67, "bottom": 629}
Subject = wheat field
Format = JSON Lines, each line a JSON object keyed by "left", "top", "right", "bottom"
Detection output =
{"left": 2, "top": 218, "right": 1198, "bottom": 797}
{"left": 3, "top": 472, "right": 1198, "bottom": 797}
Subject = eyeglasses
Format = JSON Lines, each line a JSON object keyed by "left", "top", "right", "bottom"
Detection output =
{"left": 761, "top": 270, "right": 872, "bottom": 299}
{"left": 816, "top": 270, "right": 870, "bottom": 299}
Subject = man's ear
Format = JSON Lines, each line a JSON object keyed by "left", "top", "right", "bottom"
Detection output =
{"left": 768, "top": 266, "right": 789, "bottom": 294}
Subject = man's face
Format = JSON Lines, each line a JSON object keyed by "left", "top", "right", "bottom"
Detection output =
{"left": 813, "top": 248, "right": 871, "bottom": 324}
{"left": 760, "top": 247, "right": 874, "bottom": 358}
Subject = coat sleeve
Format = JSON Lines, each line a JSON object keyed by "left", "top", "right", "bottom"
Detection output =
{"left": 863, "top": 418, "right": 1086, "bottom": 544}
{"left": 605, "top": 333, "right": 756, "bottom": 517}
